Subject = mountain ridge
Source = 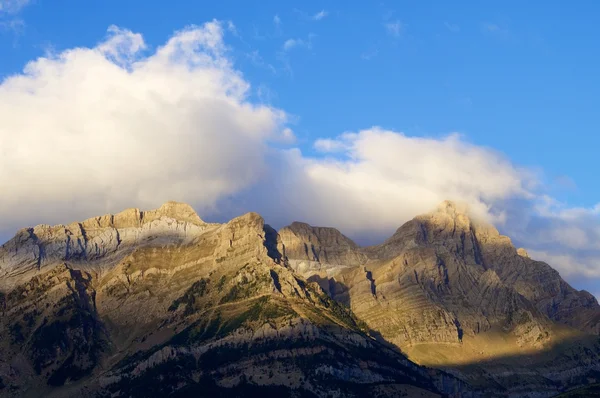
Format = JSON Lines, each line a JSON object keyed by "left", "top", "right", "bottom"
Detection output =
{"left": 1, "top": 200, "right": 599, "bottom": 397}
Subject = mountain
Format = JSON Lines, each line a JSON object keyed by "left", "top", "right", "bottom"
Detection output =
{"left": 0, "top": 201, "right": 598, "bottom": 397}
{"left": 0, "top": 203, "right": 470, "bottom": 398}
{"left": 279, "top": 201, "right": 600, "bottom": 395}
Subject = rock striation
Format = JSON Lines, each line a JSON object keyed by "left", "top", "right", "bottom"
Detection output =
{"left": 0, "top": 200, "right": 599, "bottom": 397}
{"left": 0, "top": 202, "right": 211, "bottom": 290}
{"left": 279, "top": 200, "right": 600, "bottom": 394}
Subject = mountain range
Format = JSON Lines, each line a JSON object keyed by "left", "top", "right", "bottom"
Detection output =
{"left": 0, "top": 201, "right": 599, "bottom": 397}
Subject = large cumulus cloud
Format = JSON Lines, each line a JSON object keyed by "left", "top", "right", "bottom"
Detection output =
{"left": 243, "top": 129, "right": 535, "bottom": 242}
{"left": 0, "top": 21, "right": 289, "bottom": 229}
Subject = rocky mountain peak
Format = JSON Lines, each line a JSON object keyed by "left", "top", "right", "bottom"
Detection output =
{"left": 0, "top": 202, "right": 211, "bottom": 289}
{"left": 435, "top": 199, "right": 470, "bottom": 215}
{"left": 278, "top": 221, "right": 366, "bottom": 270}
{"left": 282, "top": 222, "right": 359, "bottom": 248}
{"left": 420, "top": 200, "right": 475, "bottom": 233}
{"left": 148, "top": 201, "right": 205, "bottom": 225}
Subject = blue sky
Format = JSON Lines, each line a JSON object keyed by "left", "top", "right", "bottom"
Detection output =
{"left": 0, "top": 0, "right": 599, "bottom": 296}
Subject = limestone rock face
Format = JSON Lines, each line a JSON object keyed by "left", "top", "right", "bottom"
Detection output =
{"left": 0, "top": 201, "right": 212, "bottom": 290}
{"left": 279, "top": 200, "right": 600, "bottom": 394}
{"left": 1, "top": 200, "right": 599, "bottom": 397}
{"left": 0, "top": 202, "right": 472, "bottom": 398}
{"left": 278, "top": 222, "right": 367, "bottom": 274}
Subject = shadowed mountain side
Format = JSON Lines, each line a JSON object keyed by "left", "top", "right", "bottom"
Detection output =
{"left": 556, "top": 383, "right": 600, "bottom": 397}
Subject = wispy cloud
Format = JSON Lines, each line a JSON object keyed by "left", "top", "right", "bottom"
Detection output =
{"left": 279, "top": 127, "right": 296, "bottom": 144}
{"left": 256, "top": 84, "right": 277, "bottom": 104}
{"left": 293, "top": 8, "right": 329, "bottom": 22}
{"left": 0, "top": 16, "right": 22, "bottom": 31}
{"left": 0, "top": 0, "right": 31, "bottom": 38}
{"left": 282, "top": 33, "right": 315, "bottom": 51}
{"left": 312, "top": 10, "right": 328, "bottom": 21}
{"left": 384, "top": 20, "right": 403, "bottom": 37}
{"left": 226, "top": 20, "right": 239, "bottom": 37}
{"left": 283, "top": 38, "right": 302, "bottom": 51}
{"left": 246, "top": 50, "right": 277, "bottom": 74}
{"left": 444, "top": 22, "right": 460, "bottom": 32}
{"left": 276, "top": 51, "right": 294, "bottom": 77}
{"left": 0, "top": 0, "right": 31, "bottom": 14}
{"left": 274, "top": 14, "right": 281, "bottom": 26}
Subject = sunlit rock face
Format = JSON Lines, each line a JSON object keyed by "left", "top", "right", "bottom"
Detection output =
{"left": 0, "top": 200, "right": 599, "bottom": 397}
{"left": 280, "top": 200, "right": 600, "bottom": 393}
{"left": 0, "top": 202, "right": 472, "bottom": 398}
{"left": 0, "top": 202, "right": 211, "bottom": 290}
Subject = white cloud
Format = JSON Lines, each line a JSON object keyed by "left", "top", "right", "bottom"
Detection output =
{"left": 0, "top": 0, "right": 30, "bottom": 14}
{"left": 245, "top": 128, "right": 533, "bottom": 238}
{"left": 0, "top": 20, "right": 290, "bottom": 233}
{"left": 506, "top": 197, "right": 600, "bottom": 280}
{"left": 385, "top": 20, "right": 403, "bottom": 37}
{"left": 535, "top": 196, "right": 600, "bottom": 220}
{"left": 246, "top": 50, "right": 277, "bottom": 74}
{"left": 314, "top": 138, "right": 349, "bottom": 153}
{"left": 312, "top": 10, "right": 328, "bottom": 21}
{"left": 273, "top": 14, "right": 281, "bottom": 26}
{"left": 97, "top": 25, "right": 146, "bottom": 67}
{"left": 0, "top": 16, "right": 23, "bottom": 33}
{"left": 226, "top": 20, "right": 239, "bottom": 37}
{"left": 283, "top": 38, "right": 302, "bottom": 50}
{"left": 0, "top": 0, "right": 30, "bottom": 35}
{"left": 282, "top": 34, "right": 314, "bottom": 51}
{"left": 276, "top": 128, "right": 296, "bottom": 144}
{"left": 527, "top": 250, "right": 600, "bottom": 278}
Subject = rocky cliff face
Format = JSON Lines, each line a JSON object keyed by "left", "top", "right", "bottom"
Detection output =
{"left": 0, "top": 200, "right": 598, "bottom": 397}
{"left": 279, "top": 200, "right": 600, "bottom": 395}
{"left": 278, "top": 222, "right": 367, "bottom": 273}
{"left": 0, "top": 202, "right": 211, "bottom": 290}
{"left": 0, "top": 202, "right": 474, "bottom": 398}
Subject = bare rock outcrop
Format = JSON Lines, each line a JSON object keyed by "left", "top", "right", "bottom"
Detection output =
{"left": 0, "top": 202, "right": 212, "bottom": 290}
{"left": 1, "top": 200, "right": 599, "bottom": 397}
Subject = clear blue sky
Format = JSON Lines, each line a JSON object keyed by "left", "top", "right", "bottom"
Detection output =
{"left": 1, "top": 0, "right": 598, "bottom": 207}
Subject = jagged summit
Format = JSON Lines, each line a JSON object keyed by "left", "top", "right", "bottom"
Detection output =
{"left": 78, "top": 200, "right": 205, "bottom": 229}
{"left": 148, "top": 201, "right": 205, "bottom": 225}
{"left": 0, "top": 201, "right": 211, "bottom": 289}
{"left": 8, "top": 201, "right": 205, "bottom": 236}
{"left": 278, "top": 221, "right": 366, "bottom": 269}
{"left": 435, "top": 199, "right": 470, "bottom": 214}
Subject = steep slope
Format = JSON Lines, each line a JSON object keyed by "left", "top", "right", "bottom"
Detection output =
{"left": 279, "top": 201, "right": 600, "bottom": 395}
{"left": 0, "top": 204, "right": 470, "bottom": 398}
